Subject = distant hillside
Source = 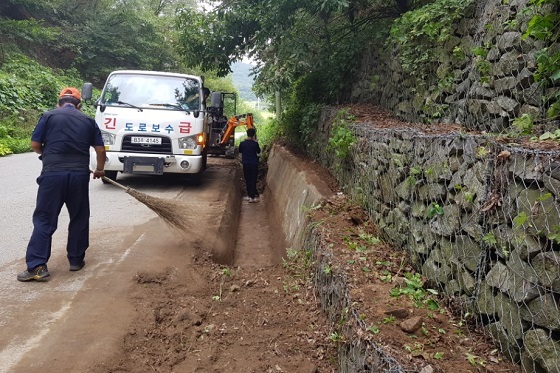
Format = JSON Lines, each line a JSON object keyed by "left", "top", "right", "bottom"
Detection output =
{"left": 231, "top": 62, "right": 257, "bottom": 102}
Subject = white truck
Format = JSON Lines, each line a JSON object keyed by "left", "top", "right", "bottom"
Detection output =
{"left": 82, "top": 70, "right": 210, "bottom": 184}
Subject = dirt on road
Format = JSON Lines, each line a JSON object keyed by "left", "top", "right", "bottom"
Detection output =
{"left": 85, "top": 159, "right": 338, "bottom": 373}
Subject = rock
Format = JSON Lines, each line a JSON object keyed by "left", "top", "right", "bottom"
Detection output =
{"left": 400, "top": 316, "right": 423, "bottom": 333}
{"left": 230, "top": 284, "right": 241, "bottom": 292}
{"left": 419, "top": 365, "right": 434, "bottom": 373}
{"left": 384, "top": 308, "right": 410, "bottom": 319}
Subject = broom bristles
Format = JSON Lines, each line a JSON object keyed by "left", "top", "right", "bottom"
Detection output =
{"left": 126, "top": 188, "right": 196, "bottom": 232}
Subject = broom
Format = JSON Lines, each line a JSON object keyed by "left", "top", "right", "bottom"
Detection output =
{"left": 100, "top": 175, "right": 194, "bottom": 232}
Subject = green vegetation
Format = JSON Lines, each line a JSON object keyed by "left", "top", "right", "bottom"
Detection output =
{"left": 390, "top": 272, "right": 440, "bottom": 310}
{"left": 0, "top": 112, "right": 39, "bottom": 155}
{"left": 548, "top": 226, "right": 560, "bottom": 244}
{"left": 388, "top": 0, "right": 475, "bottom": 75}
{"left": 522, "top": 0, "right": 560, "bottom": 119}
{"left": 427, "top": 202, "right": 444, "bottom": 219}
{"left": 535, "top": 129, "right": 560, "bottom": 141}
{"left": 512, "top": 114, "right": 534, "bottom": 136}
{"left": 513, "top": 212, "right": 529, "bottom": 228}
{"left": 328, "top": 110, "right": 357, "bottom": 159}
{"left": 482, "top": 232, "right": 497, "bottom": 246}
{"left": 282, "top": 248, "right": 313, "bottom": 293}
{"left": 173, "top": 0, "right": 410, "bottom": 147}
{"left": 212, "top": 266, "right": 233, "bottom": 301}
{"left": 3, "top": 0, "right": 559, "bottom": 155}
{"left": 0, "top": 54, "right": 87, "bottom": 154}
{"left": 466, "top": 352, "right": 486, "bottom": 367}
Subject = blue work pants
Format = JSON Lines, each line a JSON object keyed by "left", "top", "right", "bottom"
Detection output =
{"left": 243, "top": 163, "right": 259, "bottom": 199}
{"left": 26, "top": 171, "right": 90, "bottom": 270}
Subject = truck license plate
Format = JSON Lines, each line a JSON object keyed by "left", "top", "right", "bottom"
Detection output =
{"left": 131, "top": 136, "right": 162, "bottom": 145}
{"left": 133, "top": 165, "right": 155, "bottom": 172}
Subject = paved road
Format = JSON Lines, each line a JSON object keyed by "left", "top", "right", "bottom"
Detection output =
{"left": 0, "top": 152, "right": 213, "bottom": 373}
{"left": 0, "top": 152, "right": 181, "bottom": 266}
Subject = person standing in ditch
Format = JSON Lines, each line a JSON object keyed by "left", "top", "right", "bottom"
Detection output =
{"left": 17, "top": 87, "right": 106, "bottom": 282}
{"left": 238, "top": 127, "right": 261, "bottom": 203}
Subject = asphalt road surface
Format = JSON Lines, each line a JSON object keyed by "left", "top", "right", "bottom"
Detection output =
{"left": 0, "top": 153, "right": 232, "bottom": 372}
{"left": 0, "top": 152, "right": 168, "bottom": 266}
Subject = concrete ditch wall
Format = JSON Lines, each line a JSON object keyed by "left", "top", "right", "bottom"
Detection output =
{"left": 266, "top": 146, "right": 334, "bottom": 251}
{"left": 210, "top": 164, "right": 242, "bottom": 265}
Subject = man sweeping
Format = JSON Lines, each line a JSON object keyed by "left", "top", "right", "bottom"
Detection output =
{"left": 17, "top": 87, "right": 106, "bottom": 282}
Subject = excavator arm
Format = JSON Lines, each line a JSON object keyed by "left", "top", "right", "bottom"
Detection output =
{"left": 218, "top": 113, "right": 255, "bottom": 146}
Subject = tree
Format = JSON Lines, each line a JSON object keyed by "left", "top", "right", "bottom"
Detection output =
{"left": 0, "top": 0, "right": 197, "bottom": 84}
{"left": 175, "top": 0, "right": 410, "bottom": 103}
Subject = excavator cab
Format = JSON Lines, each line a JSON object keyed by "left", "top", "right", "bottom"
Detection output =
{"left": 206, "top": 91, "right": 254, "bottom": 158}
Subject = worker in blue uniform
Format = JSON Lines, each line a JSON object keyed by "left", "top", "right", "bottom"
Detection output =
{"left": 17, "top": 87, "right": 107, "bottom": 282}
{"left": 238, "top": 127, "right": 261, "bottom": 203}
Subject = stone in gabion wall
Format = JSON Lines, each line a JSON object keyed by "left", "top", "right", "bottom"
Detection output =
{"left": 307, "top": 112, "right": 560, "bottom": 372}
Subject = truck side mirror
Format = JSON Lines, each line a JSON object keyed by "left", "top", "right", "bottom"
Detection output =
{"left": 209, "top": 92, "right": 223, "bottom": 117}
{"left": 82, "top": 83, "right": 94, "bottom": 103}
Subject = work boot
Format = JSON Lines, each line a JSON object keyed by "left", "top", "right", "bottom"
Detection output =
{"left": 17, "top": 265, "right": 50, "bottom": 282}
{"left": 69, "top": 260, "right": 85, "bottom": 272}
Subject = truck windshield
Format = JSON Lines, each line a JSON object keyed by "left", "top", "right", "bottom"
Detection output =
{"left": 101, "top": 73, "right": 201, "bottom": 110}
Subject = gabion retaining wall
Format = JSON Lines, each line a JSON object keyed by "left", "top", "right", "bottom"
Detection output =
{"left": 307, "top": 108, "right": 560, "bottom": 373}
{"left": 305, "top": 231, "right": 407, "bottom": 373}
{"left": 352, "top": 0, "right": 560, "bottom": 133}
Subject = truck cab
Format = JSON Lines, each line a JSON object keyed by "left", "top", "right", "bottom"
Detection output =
{"left": 82, "top": 70, "right": 209, "bottom": 184}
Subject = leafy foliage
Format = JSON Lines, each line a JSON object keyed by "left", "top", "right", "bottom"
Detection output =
{"left": 522, "top": 0, "right": 560, "bottom": 118}
{"left": 0, "top": 0, "right": 195, "bottom": 85}
{"left": 328, "top": 110, "right": 356, "bottom": 159}
{"left": 176, "top": 1, "right": 404, "bottom": 100}
{"left": 0, "top": 53, "right": 86, "bottom": 154}
{"left": 0, "top": 54, "right": 83, "bottom": 115}
{"left": 280, "top": 72, "right": 329, "bottom": 147}
{"left": 388, "top": 0, "right": 475, "bottom": 75}
{"left": 427, "top": 202, "right": 444, "bottom": 219}
{"left": 390, "top": 272, "right": 439, "bottom": 310}
{"left": 0, "top": 110, "right": 42, "bottom": 155}
{"left": 283, "top": 102, "right": 324, "bottom": 149}
{"left": 512, "top": 113, "right": 534, "bottom": 135}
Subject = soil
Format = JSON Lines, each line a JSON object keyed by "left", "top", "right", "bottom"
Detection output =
{"left": 347, "top": 103, "right": 560, "bottom": 152}
{"left": 87, "top": 105, "right": 526, "bottom": 373}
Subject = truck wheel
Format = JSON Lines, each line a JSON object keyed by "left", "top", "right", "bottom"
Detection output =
{"left": 202, "top": 149, "right": 208, "bottom": 171}
{"left": 190, "top": 171, "right": 202, "bottom": 185}
{"left": 102, "top": 171, "right": 118, "bottom": 184}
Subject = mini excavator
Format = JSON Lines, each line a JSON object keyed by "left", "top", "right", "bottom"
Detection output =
{"left": 206, "top": 91, "right": 256, "bottom": 158}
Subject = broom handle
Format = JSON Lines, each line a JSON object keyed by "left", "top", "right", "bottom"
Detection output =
{"left": 90, "top": 170, "right": 130, "bottom": 191}
{"left": 101, "top": 176, "right": 130, "bottom": 191}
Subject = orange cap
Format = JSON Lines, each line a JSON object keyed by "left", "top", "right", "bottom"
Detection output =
{"left": 58, "top": 87, "right": 81, "bottom": 101}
